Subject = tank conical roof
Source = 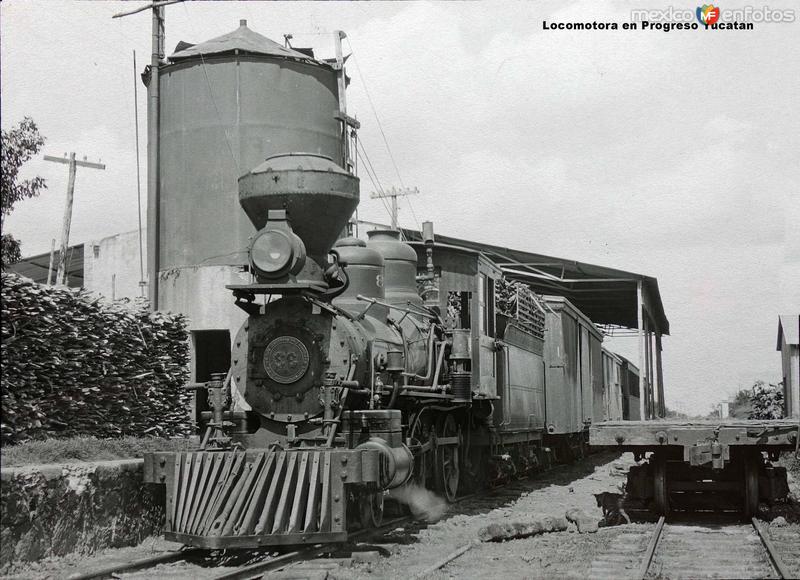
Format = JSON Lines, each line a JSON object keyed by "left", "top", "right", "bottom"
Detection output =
{"left": 169, "top": 20, "right": 322, "bottom": 64}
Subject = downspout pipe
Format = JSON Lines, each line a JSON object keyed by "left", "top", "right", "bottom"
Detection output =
{"left": 146, "top": 5, "right": 164, "bottom": 310}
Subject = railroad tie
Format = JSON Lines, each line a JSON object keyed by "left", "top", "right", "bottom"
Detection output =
{"left": 588, "top": 530, "right": 652, "bottom": 580}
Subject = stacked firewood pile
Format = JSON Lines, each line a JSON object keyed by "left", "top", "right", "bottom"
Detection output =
{"left": 1, "top": 273, "right": 191, "bottom": 444}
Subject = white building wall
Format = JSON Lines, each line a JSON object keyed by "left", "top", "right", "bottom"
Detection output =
{"left": 782, "top": 344, "right": 800, "bottom": 419}
{"left": 83, "top": 229, "right": 148, "bottom": 301}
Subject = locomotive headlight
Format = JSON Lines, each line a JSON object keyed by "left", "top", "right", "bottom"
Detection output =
{"left": 248, "top": 209, "right": 307, "bottom": 280}
{"left": 251, "top": 230, "right": 293, "bottom": 275}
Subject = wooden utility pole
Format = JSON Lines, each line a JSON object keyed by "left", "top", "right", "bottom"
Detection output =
{"left": 113, "top": 0, "right": 166, "bottom": 309}
{"left": 369, "top": 186, "right": 419, "bottom": 230}
{"left": 43, "top": 153, "right": 105, "bottom": 285}
{"left": 46, "top": 238, "right": 56, "bottom": 285}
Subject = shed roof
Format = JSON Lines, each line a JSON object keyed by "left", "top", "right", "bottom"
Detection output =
{"left": 170, "top": 20, "right": 322, "bottom": 64}
{"left": 777, "top": 314, "right": 800, "bottom": 349}
{"left": 392, "top": 225, "right": 669, "bottom": 335}
{"left": 8, "top": 244, "right": 84, "bottom": 288}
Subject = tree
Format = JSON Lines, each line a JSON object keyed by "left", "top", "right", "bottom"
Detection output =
{"left": 749, "top": 380, "right": 784, "bottom": 420}
{"left": 1, "top": 118, "right": 46, "bottom": 268}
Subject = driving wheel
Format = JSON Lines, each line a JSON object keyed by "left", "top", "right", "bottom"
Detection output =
{"left": 359, "top": 487, "right": 385, "bottom": 529}
{"left": 435, "top": 414, "right": 461, "bottom": 502}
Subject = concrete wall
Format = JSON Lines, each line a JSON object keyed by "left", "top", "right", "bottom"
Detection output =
{"left": 0, "top": 460, "right": 163, "bottom": 566}
{"left": 81, "top": 230, "right": 250, "bottom": 391}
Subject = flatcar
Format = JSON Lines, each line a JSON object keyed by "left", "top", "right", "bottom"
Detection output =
{"left": 142, "top": 150, "right": 620, "bottom": 548}
{"left": 591, "top": 417, "right": 798, "bottom": 515}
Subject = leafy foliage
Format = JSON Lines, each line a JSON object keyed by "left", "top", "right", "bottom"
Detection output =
{"left": 1, "top": 233, "right": 22, "bottom": 266}
{"left": 733, "top": 388, "right": 751, "bottom": 408}
{"left": 1, "top": 272, "right": 191, "bottom": 444}
{"left": 749, "top": 380, "right": 784, "bottom": 420}
{"left": 664, "top": 406, "right": 688, "bottom": 419}
{"left": 1, "top": 117, "right": 46, "bottom": 268}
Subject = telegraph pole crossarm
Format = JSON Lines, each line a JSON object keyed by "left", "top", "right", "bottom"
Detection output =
{"left": 369, "top": 186, "right": 419, "bottom": 230}
{"left": 44, "top": 153, "right": 106, "bottom": 286}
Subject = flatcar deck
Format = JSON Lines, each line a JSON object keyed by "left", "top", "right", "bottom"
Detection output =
{"left": 589, "top": 419, "right": 799, "bottom": 516}
{"left": 590, "top": 419, "right": 798, "bottom": 451}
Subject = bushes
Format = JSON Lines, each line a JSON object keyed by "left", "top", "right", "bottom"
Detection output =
{"left": 1, "top": 273, "right": 191, "bottom": 444}
{"left": 749, "top": 380, "right": 784, "bottom": 420}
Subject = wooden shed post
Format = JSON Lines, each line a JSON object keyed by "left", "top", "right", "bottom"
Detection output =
{"left": 637, "top": 280, "right": 647, "bottom": 420}
{"left": 656, "top": 332, "right": 665, "bottom": 417}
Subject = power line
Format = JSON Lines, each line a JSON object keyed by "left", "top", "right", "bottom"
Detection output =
{"left": 370, "top": 186, "right": 419, "bottom": 231}
{"left": 356, "top": 144, "right": 393, "bottom": 222}
{"left": 133, "top": 50, "right": 146, "bottom": 297}
{"left": 357, "top": 141, "right": 389, "bottom": 208}
{"left": 405, "top": 195, "right": 423, "bottom": 232}
{"left": 345, "top": 38, "right": 406, "bottom": 188}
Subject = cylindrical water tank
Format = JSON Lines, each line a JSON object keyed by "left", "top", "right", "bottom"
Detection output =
{"left": 155, "top": 20, "right": 346, "bottom": 334}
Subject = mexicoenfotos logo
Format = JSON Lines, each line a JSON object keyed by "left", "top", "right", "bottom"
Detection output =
{"left": 696, "top": 4, "right": 721, "bottom": 25}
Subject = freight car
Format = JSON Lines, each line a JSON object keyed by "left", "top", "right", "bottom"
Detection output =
{"left": 141, "top": 147, "right": 622, "bottom": 547}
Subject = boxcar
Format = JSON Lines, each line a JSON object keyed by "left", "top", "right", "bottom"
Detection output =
{"left": 542, "top": 296, "right": 604, "bottom": 455}
{"left": 601, "top": 348, "right": 624, "bottom": 422}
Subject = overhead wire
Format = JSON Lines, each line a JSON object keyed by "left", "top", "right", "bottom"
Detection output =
{"left": 345, "top": 37, "right": 406, "bottom": 188}
{"left": 357, "top": 143, "right": 405, "bottom": 239}
{"left": 345, "top": 36, "right": 422, "bottom": 233}
{"left": 356, "top": 141, "right": 394, "bottom": 224}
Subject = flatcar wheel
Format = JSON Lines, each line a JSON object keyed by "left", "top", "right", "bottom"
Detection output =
{"left": 743, "top": 451, "right": 760, "bottom": 517}
{"left": 653, "top": 453, "right": 669, "bottom": 516}
{"left": 359, "top": 489, "right": 384, "bottom": 529}
{"left": 435, "top": 414, "right": 461, "bottom": 502}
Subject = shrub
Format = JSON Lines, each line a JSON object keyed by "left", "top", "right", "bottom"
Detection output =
{"left": 1, "top": 273, "right": 191, "bottom": 444}
{"left": 749, "top": 380, "right": 784, "bottom": 420}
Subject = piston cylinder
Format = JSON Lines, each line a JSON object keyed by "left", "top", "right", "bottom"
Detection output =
{"left": 356, "top": 437, "right": 413, "bottom": 490}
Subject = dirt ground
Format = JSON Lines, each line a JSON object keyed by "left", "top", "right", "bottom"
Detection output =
{"left": 338, "top": 451, "right": 640, "bottom": 580}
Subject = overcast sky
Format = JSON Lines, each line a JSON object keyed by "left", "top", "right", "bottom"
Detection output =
{"left": 2, "top": 0, "right": 798, "bottom": 415}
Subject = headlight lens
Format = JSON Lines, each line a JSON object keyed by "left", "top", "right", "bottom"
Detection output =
{"left": 251, "top": 230, "right": 293, "bottom": 274}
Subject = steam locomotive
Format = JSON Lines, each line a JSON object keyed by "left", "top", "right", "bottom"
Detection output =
{"left": 143, "top": 152, "right": 615, "bottom": 549}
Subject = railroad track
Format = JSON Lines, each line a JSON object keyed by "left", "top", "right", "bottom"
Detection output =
{"left": 590, "top": 516, "right": 797, "bottom": 580}
{"left": 64, "top": 453, "right": 615, "bottom": 580}
{"left": 67, "top": 515, "right": 413, "bottom": 580}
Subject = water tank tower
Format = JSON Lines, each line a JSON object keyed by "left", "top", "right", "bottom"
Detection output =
{"left": 152, "top": 21, "right": 357, "bottom": 382}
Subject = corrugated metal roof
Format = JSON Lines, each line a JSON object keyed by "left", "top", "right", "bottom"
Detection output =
{"left": 7, "top": 244, "right": 84, "bottom": 288}
{"left": 777, "top": 314, "right": 800, "bottom": 349}
{"left": 396, "top": 226, "right": 670, "bottom": 335}
{"left": 170, "top": 20, "right": 322, "bottom": 64}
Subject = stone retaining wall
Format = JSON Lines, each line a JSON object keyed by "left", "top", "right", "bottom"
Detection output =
{"left": 0, "top": 459, "right": 164, "bottom": 566}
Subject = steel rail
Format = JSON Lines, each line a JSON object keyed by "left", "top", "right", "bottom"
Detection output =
{"left": 66, "top": 547, "right": 204, "bottom": 580}
{"left": 638, "top": 515, "right": 666, "bottom": 580}
{"left": 214, "top": 491, "right": 481, "bottom": 580}
{"left": 213, "top": 515, "right": 412, "bottom": 580}
{"left": 752, "top": 517, "right": 790, "bottom": 580}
